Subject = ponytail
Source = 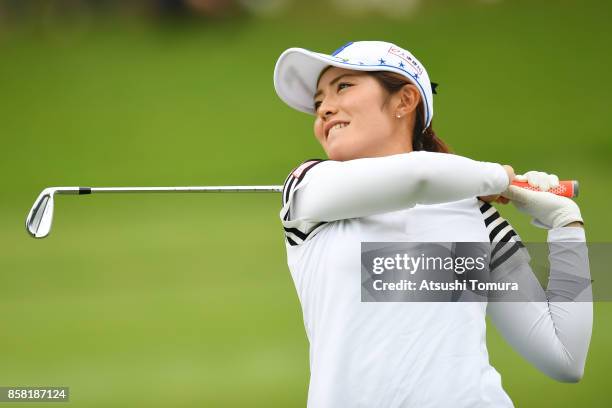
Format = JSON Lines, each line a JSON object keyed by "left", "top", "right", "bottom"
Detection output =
{"left": 412, "top": 102, "right": 451, "bottom": 153}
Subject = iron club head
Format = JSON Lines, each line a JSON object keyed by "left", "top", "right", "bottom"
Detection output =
{"left": 26, "top": 188, "right": 56, "bottom": 238}
{"left": 26, "top": 187, "right": 81, "bottom": 238}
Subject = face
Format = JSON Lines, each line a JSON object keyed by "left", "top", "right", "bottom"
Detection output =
{"left": 313, "top": 66, "right": 414, "bottom": 161}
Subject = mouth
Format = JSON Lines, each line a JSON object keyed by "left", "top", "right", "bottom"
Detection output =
{"left": 326, "top": 122, "right": 350, "bottom": 139}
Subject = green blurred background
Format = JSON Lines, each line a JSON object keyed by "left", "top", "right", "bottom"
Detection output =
{"left": 1, "top": 0, "right": 610, "bottom": 406}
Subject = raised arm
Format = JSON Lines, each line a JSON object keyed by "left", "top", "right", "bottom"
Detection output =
{"left": 487, "top": 179, "right": 591, "bottom": 382}
{"left": 289, "top": 151, "right": 511, "bottom": 223}
{"left": 487, "top": 227, "right": 592, "bottom": 382}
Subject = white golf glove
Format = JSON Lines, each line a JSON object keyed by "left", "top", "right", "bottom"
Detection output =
{"left": 502, "top": 171, "right": 583, "bottom": 229}
{"left": 514, "top": 171, "right": 560, "bottom": 192}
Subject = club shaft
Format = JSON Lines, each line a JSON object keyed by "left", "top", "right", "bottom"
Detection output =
{"left": 55, "top": 186, "right": 284, "bottom": 195}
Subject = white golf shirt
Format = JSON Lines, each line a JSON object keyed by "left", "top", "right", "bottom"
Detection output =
{"left": 279, "top": 152, "right": 592, "bottom": 408}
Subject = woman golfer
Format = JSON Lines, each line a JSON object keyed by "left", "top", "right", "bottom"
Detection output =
{"left": 273, "top": 41, "right": 592, "bottom": 407}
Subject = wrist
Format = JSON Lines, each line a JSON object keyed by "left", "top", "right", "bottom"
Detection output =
{"left": 563, "top": 221, "right": 584, "bottom": 228}
{"left": 548, "top": 224, "right": 586, "bottom": 242}
{"left": 550, "top": 204, "right": 583, "bottom": 229}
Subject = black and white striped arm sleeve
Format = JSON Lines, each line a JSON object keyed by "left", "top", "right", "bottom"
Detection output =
{"left": 478, "top": 199, "right": 531, "bottom": 274}
{"left": 280, "top": 159, "right": 328, "bottom": 246}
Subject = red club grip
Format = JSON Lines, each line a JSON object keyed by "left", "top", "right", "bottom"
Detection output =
{"left": 511, "top": 180, "right": 579, "bottom": 198}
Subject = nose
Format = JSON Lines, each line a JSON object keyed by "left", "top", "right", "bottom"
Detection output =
{"left": 318, "top": 97, "right": 338, "bottom": 120}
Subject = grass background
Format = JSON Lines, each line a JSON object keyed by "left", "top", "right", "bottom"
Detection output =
{"left": 1, "top": 0, "right": 611, "bottom": 406}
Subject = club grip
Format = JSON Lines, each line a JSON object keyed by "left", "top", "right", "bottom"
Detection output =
{"left": 511, "top": 180, "right": 578, "bottom": 198}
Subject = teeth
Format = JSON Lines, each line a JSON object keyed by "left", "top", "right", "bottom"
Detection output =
{"left": 330, "top": 123, "right": 349, "bottom": 132}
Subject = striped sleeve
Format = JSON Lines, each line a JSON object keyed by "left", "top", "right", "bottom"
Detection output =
{"left": 478, "top": 199, "right": 531, "bottom": 274}
{"left": 280, "top": 159, "right": 328, "bottom": 246}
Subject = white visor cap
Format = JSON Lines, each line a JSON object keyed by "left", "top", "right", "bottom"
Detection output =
{"left": 273, "top": 41, "right": 434, "bottom": 128}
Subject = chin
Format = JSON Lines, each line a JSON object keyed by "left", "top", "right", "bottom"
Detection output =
{"left": 326, "top": 146, "right": 357, "bottom": 162}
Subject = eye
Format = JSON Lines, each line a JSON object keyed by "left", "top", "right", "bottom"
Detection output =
{"left": 337, "top": 82, "right": 352, "bottom": 91}
{"left": 313, "top": 83, "right": 354, "bottom": 111}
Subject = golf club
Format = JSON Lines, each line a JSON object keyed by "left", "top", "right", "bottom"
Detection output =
{"left": 25, "top": 180, "right": 578, "bottom": 239}
{"left": 25, "top": 186, "right": 283, "bottom": 239}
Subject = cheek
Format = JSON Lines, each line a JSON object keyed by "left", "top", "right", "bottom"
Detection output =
{"left": 352, "top": 109, "right": 390, "bottom": 141}
{"left": 313, "top": 119, "right": 325, "bottom": 143}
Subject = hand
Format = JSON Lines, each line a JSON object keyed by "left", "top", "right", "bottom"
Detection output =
{"left": 480, "top": 168, "right": 559, "bottom": 205}
{"left": 514, "top": 170, "right": 560, "bottom": 192}
{"left": 501, "top": 185, "right": 584, "bottom": 229}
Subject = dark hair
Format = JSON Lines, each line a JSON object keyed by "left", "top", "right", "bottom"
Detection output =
{"left": 365, "top": 71, "right": 451, "bottom": 154}
{"left": 316, "top": 66, "right": 451, "bottom": 153}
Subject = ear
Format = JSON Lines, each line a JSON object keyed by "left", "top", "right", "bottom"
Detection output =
{"left": 394, "top": 84, "right": 420, "bottom": 117}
